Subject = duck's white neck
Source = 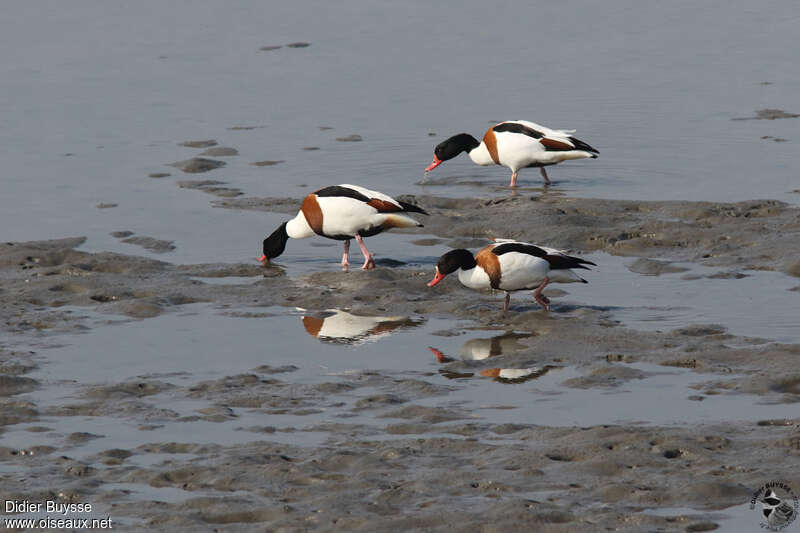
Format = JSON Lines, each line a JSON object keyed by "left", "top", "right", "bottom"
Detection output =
{"left": 286, "top": 212, "right": 315, "bottom": 239}
{"left": 468, "top": 143, "right": 494, "bottom": 166}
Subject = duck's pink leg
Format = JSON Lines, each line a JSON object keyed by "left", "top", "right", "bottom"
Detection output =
{"left": 355, "top": 234, "right": 375, "bottom": 270}
{"left": 503, "top": 292, "right": 511, "bottom": 313}
{"left": 533, "top": 277, "right": 551, "bottom": 311}
{"left": 540, "top": 168, "right": 551, "bottom": 185}
{"left": 341, "top": 239, "right": 350, "bottom": 270}
{"left": 509, "top": 171, "right": 518, "bottom": 188}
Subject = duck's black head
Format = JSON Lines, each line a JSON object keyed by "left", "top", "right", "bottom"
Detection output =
{"left": 260, "top": 222, "right": 289, "bottom": 264}
{"left": 428, "top": 249, "right": 476, "bottom": 287}
{"left": 425, "top": 133, "right": 481, "bottom": 172}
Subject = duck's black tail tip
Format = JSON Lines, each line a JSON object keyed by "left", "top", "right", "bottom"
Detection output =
{"left": 399, "top": 200, "right": 428, "bottom": 215}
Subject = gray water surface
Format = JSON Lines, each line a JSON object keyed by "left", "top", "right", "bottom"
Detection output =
{"left": 1, "top": 1, "right": 798, "bottom": 266}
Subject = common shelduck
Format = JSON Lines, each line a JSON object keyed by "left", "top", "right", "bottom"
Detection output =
{"left": 260, "top": 184, "right": 427, "bottom": 270}
{"left": 427, "top": 240, "right": 595, "bottom": 311}
{"left": 301, "top": 309, "right": 416, "bottom": 345}
{"left": 424, "top": 120, "right": 599, "bottom": 187}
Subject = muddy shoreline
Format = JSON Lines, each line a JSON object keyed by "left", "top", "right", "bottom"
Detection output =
{"left": 1, "top": 193, "right": 799, "bottom": 531}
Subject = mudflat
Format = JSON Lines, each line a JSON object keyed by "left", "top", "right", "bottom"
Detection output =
{"left": 1, "top": 192, "right": 799, "bottom": 531}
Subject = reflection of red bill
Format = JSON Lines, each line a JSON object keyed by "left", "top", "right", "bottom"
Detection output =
{"left": 258, "top": 254, "right": 268, "bottom": 264}
{"left": 424, "top": 156, "right": 442, "bottom": 172}
{"left": 427, "top": 270, "right": 445, "bottom": 287}
{"left": 428, "top": 346, "right": 452, "bottom": 363}
{"left": 480, "top": 368, "right": 501, "bottom": 378}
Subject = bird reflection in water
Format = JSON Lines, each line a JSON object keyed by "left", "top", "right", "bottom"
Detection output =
{"left": 300, "top": 309, "right": 422, "bottom": 345}
{"left": 430, "top": 331, "right": 534, "bottom": 363}
{"left": 430, "top": 331, "right": 555, "bottom": 384}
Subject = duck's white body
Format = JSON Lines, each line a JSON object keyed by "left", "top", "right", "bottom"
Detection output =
{"left": 470, "top": 120, "right": 596, "bottom": 172}
{"left": 457, "top": 242, "right": 587, "bottom": 292}
{"left": 262, "top": 184, "right": 426, "bottom": 270}
{"left": 429, "top": 240, "right": 595, "bottom": 312}
{"left": 427, "top": 120, "right": 598, "bottom": 187}
{"left": 286, "top": 184, "right": 422, "bottom": 240}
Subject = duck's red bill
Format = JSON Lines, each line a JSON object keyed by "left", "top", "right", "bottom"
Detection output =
{"left": 258, "top": 254, "right": 268, "bottom": 263}
{"left": 424, "top": 156, "right": 442, "bottom": 172}
{"left": 427, "top": 271, "right": 445, "bottom": 287}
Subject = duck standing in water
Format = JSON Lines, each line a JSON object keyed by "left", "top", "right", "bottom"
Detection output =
{"left": 425, "top": 120, "right": 598, "bottom": 187}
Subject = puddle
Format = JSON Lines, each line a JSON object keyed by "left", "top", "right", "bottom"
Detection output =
{"left": 13, "top": 305, "right": 797, "bottom": 450}
{"left": 423, "top": 361, "right": 799, "bottom": 426}
{"left": 26, "top": 305, "right": 436, "bottom": 383}
{"left": 570, "top": 253, "right": 800, "bottom": 343}
{"left": 644, "top": 503, "right": 764, "bottom": 533}
{"left": 6, "top": 302, "right": 799, "bottom": 517}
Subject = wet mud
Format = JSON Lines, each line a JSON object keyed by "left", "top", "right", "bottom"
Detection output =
{"left": 2, "top": 191, "right": 799, "bottom": 531}
{"left": 250, "top": 160, "right": 285, "bottom": 167}
{"left": 178, "top": 140, "right": 218, "bottom": 148}
{"left": 198, "top": 147, "right": 239, "bottom": 157}
{"left": 169, "top": 158, "right": 226, "bottom": 174}
{"left": 335, "top": 134, "right": 363, "bottom": 142}
{"left": 731, "top": 108, "right": 800, "bottom": 120}
{"left": 177, "top": 180, "right": 244, "bottom": 198}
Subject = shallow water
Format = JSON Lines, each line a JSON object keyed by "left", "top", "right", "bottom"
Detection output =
{"left": 14, "top": 301, "right": 797, "bottom": 438}
{"left": 1, "top": 1, "right": 799, "bottom": 266}
{"left": 569, "top": 253, "right": 800, "bottom": 344}
{"left": 645, "top": 504, "right": 759, "bottom": 533}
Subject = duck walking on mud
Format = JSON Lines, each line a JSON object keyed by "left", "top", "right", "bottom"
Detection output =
{"left": 425, "top": 119, "right": 599, "bottom": 187}
{"left": 428, "top": 239, "right": 595, "bottom": 311}
{"left": 260, "top": 184, "right": 427, "bottom": 270}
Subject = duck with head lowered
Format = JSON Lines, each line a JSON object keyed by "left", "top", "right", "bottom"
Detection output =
{"left": 425, "top": 119, "right": 598, "bottom": 187}
{"left": 260, "top": 184, "right": 427, "bottom": 270}
{"left": 428, "top": 239, "right": 595, "bottom": 312}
